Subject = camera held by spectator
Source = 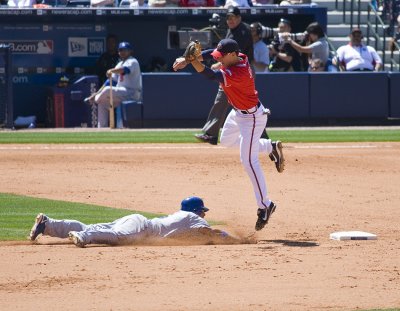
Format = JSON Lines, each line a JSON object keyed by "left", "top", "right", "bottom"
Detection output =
{"left": 209, "top": 13, "right": 221, "bottom": 28}
{"left": 259, "top": 24, "right": 307, "bottom": 43}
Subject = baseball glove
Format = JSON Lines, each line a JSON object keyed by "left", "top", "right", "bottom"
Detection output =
{"left": 183, "top": 40, "right": 202, "bottom": 63}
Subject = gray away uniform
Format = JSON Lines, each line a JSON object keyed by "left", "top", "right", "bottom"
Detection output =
{"left": 43, "top": 211, "right": 210, "bottom": 246}
{"left": 95, "top": 56, "right": 142, "bottom": 127}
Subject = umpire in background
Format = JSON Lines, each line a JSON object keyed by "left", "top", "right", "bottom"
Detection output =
{"left": 195, "top": 6, "right": 269, "bottom": 145}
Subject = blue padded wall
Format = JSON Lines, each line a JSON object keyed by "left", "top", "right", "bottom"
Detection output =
{"left": 389, "top": 72, "right": 400, "bottom": 118}
{"left": 256, "top": 73, "right": 309, "bottom": 119}
{"left": 309, "top": 72, "right": 389, "bottom": 118}
{"left": 142, "top": 73, "right": 216, "bottom": 121}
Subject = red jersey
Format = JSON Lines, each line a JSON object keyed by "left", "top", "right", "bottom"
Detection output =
{"left": 219, "top": 53, "right": 259, "bottom": 110}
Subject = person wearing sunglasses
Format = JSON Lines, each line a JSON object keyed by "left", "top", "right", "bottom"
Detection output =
{"left": 333, "top": 28, "right": 382, "bottom": 72}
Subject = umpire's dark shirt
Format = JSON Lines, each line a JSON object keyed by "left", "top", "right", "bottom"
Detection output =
{"left": 226, "top": 22, "right": 254, "bottom": 63}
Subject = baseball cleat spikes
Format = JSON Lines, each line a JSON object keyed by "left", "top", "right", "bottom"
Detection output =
{"left": 269, "top": 141, "right": 285, "bottom": 173}
{"left": 29, "top": 213, "right": 48, "bottom": 241}
{"left": 68, "top": 231, "right": 85, "bottom": 248}
{"left": 255, "top": 202, "right": 277, "bottom": 231}
{"left": 194, "top": 133, "right": 218, "bottom": 145}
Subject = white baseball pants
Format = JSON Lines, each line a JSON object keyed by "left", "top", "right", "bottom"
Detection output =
{"left": 94, "top": 86, "right": 131, "bottom": 128}
{"left": 220, "top": 104, "right": 273, "bottom": 210}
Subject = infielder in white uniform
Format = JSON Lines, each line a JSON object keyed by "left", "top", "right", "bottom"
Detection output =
{"left": 173, "top": 39, "right": 285, "bottom": 231}
{"left": 87, "top": 41, "right": 142, "bottom": 127}
{"left": 29, "top": 197, "right": 233, "bottom": 247}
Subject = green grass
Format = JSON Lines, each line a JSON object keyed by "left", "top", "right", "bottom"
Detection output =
{"left": 0, "top": 193, "right": 163, "bottom": 241}
{"left": 0, "top": 193, "right": 222, "bottom": 241}
{"left": 0, "top": 129, "right": 399, "bottom": 143}
{"left": 358, "top": 309, "right": 400, "bottom": 311}
{"left": 271, "top": 129, "right": 400, "bottom": 143}
{"left": 0, "top": 131, "right": 195, "bottom": 144}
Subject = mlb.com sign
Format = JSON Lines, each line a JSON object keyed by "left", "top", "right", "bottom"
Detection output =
{"left": 68, "top": 37, "right": 104, "bottom": 57}
{"left": 2, "top": 40, "right": 54, "bottom": 54}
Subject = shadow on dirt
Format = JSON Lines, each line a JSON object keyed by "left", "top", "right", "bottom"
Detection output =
{"left": 259, "top": 239, "right": 319, "bottom": 247}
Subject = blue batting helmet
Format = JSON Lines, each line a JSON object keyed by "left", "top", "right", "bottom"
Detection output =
{"left": 118, "top": 42, "right": 132, "bottom": 50}
{"left": 181, "top": 196, "right": 209, "bottom": 213}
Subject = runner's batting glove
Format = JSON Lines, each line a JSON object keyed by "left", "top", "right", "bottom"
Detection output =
{"left": 183, "top": 40, "right": 202, "bottom": 63}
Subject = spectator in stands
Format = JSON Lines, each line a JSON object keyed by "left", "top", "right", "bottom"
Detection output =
{"left": 223, "top": 0, "right": 249, "bottom": 8}
{"left": 148, "top": 0, "right": 179, "bottom": 6}
{"left": 7, "top": 0, "right": 35, "bottom": 6}
{"left": 250, "top": 22, "right": 270, "bottom": 72}
{"left": 180, "top": 0, "right": 214, "bottom": 6}
{"left": 268, "top": 18, "right": 303, "bottom": 72}
{"left": 308, "top": 58, "right": 325, "bottom": 72}
{"left": 333, "top": 28, "right": 383, "bottom": 71}
{"left": 86, "top": 42, "right": 142, "bottom": 128}
{"left": 281, "top": 22, "right": 329, "bottom": 71}
{"left": 127, "top": 0, "right": 148, "bottom": 6}
{"left": 251, "top": 0, "right": 273, "bottom": 5}
{"left": 279, "top": 0, "right": 311, "bottom": 5}
{"left": 96, "top": 34, "right": 119, "bottom": 86}
{"left": 389, "top": 15, "right": 400, "bottom": 51}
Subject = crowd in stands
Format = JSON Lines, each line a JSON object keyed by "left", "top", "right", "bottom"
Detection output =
{"left": 1, "top": 0, "right": 315, "bottom": 7}
{"left": 1, "top": 0, "right": 392, "bottom": 71}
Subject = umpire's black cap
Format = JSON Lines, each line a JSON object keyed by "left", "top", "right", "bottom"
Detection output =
{"left": 226, "top": 6, "right": 241, "bottom": 16}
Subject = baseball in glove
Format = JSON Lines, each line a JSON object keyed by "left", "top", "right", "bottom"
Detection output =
{"left": 183, "top": 40, "right": 202, "bottom": 63}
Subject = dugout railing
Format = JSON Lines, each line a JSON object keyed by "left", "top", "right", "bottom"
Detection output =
{"left": 390, "top": 40, "right": 400, "bottom": 71}
{"left": 0, "top": 44, "right": 13, "bottom": 129}
{"left": 367, "top": 2, "right": 389, "bottom": 66}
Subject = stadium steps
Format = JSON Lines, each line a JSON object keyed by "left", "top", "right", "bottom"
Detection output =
{"left": 313, "top": 0, "right": 397, "bottom": 69}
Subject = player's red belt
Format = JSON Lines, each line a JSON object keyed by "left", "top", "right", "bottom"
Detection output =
{"left": 235, "top": 102, "right": 261, "bottom": 115}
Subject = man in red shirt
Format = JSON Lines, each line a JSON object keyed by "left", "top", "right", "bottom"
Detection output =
{"left": 173, "top": 39, "right": 285, "bottom": 231}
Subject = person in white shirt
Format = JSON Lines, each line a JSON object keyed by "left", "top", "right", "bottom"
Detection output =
{"left": 29, "top": 197, "right": 235, "bottom": 247}
{"left": 333, "top": 28, "right": 383, "bottom": 71}
{"left": 7, "top": 0, "right": 35, "bottom": 7}
{"left": 224, "top": 0, "right": 249, "bottom": 8}
{"left": 250, "top": 22, "right": 270, "bottom": 72}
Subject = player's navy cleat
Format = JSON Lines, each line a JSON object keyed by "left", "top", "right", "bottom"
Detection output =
{"left": 29, "top": 213, "right": 48, "bottom": 241}
{"left": 68, "top": 231, "right": 85, "bottom": 248}
{"left": 269, "top": 141, "right": 285, "bottom": 173}
{"left": 255, "top": 202, "right": 277, "bottom": 231}
{"left": 194, "top": 133, "right": 218, "bottom": 145}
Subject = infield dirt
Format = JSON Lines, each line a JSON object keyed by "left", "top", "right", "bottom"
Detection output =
{"left": 0, "top": 143, "right": 399, "bottom": 311}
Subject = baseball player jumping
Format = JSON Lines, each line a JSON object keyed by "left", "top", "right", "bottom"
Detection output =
{"left": 29, "top": 197, "right": 236, "bottom": 247}
{"left": 173, "top": 39, "right": 285, "bottom": 231}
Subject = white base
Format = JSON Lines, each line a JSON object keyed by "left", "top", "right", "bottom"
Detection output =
{"left": 330, "top": 231, "right": 377, "bottom": 241}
